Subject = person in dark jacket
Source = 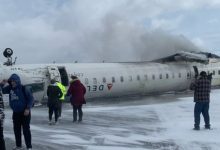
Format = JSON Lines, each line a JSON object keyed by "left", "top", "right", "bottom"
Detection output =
{"left": 47, "top": 79, "right": 63, "bottom": 125}
{"left": 0, "top": 74, "right": 34, "bottom": 150}
{"left": 190, "top": 71, "right": 211, "bottom": 130}
{"left": 0, "top": 88, "right": 6, "bottom": 150}
{"left": 67, "top": 75, "right": 86, "bottom": 122}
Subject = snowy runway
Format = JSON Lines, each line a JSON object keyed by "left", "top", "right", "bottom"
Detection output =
{"left": 4, "top": 89, "right": 220, "bottom": 150}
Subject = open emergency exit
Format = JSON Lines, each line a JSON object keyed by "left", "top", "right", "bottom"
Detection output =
{"left": 47, "top": 66, "right": 69, "bottom": 86}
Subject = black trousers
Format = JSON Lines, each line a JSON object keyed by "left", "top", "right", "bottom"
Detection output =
{"left": 49, "top": 105, "right": 59, "bottom": 122}
{"left": 0, "top": 121, "right": 6, "bottom": 150}
{"left": 73, "top": 105, "right": 83, "bottom": 121}
{"left": 13, "top": 111, "right": 32, "bottom": 149}
{"left": 58, "top": 100, "right": 62, "bottom": 117}
{"left": 194, "top": 102, "right": 210, "bottom": 128}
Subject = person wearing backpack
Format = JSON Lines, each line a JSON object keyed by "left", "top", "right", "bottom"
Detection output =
{"left": 0, "top": 73, "right": 34, "bottom": 150}
{"left": 47, "top": 79, "right": 63, "bottom": 125}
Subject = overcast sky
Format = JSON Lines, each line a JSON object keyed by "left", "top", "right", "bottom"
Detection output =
{"left": 0, "top": 0, "right": 220, "bottom": 64}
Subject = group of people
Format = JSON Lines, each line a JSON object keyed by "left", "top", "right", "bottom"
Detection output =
{"left": 0, "top": 70, "right": 213, "bottom": 149}
{"left": 47, "top": 75, "right": 86, "bottom": 125}
{"left": 0, "top": 74, "right": 86, "bottom": 150}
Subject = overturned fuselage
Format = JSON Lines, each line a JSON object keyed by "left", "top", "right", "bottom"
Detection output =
{"left": 0, "top": 51, "right": 220, "bottom": 103}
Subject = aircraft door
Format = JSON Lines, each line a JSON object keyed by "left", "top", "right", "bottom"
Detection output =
{"left": 47, "top": 66, "right": 61, "bottom": 81}
{"left": 58, "top": 67, "right": 69, "bottom": 86}
{"left": 42, "top": 66, "right": 61, "bottom": 102}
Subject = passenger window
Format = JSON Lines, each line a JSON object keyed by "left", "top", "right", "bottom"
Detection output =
{"left": 27, "top": 83, "right": 44, "bottom": 92}
{"left": 102, "top": 77, "right": 106, "bottom": 83}
{"left": 85, "top": 78, "right": 89, "bottom": 85}
{"left": 213, "top": 70, "right": 215, "bottom": 75}
{"left": 218, "top": 70, "right": 220, "bottom": 75}
{"left": 93, "top": 78, "right": 97, "bottom": 84}
{"left": 172, "top": 73, "right": 175, "bottom": 78}
{"left": 179, "top": 73, "right": 181, "bottom": 78}
{"left": 129, "top": 76, "right": 132, "bottom": 81}
{"left": 137, "top": 75, "right": 140, "bottom": 81}
{"left": 144, "top": 74, "right": 148, "bottom": 80}
{"left": 166, "top": 73, "right": 169, "bottom": 79}
{"left": 120, "top": 76, "right": 124, "bottom": 82}
{"left": 152, "top": 74, "right": 155, "bottom": 80}
{"left": 112, "top": 77, "right": 115, "bottom": 83}
{"left": 159, "top": 74, "right": 162, "bottom": 79}
{"left": 187, "top": 73, "right": 190, "bottom": 78}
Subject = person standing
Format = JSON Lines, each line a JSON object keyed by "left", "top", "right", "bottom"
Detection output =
{"left": 47, "top": 79, "right": 63, "bottom": 125}
{"left": 0, "top": 74, "right": 33, "bottom": 150}
{"left": 56, "top": 81, "right": 66, "bottom": 118}
{"left": 0, "top": 88, "right": 6, "bottom": 150}
{"left": 67, "top": 75, "right": 86, "bottom": 122}
{"left": 190, "top": 71, "right": 211, "bottom": 130}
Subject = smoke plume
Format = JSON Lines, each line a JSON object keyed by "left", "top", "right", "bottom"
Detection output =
{"left": 0, "top": 1, "right": 201, "bottom": 63}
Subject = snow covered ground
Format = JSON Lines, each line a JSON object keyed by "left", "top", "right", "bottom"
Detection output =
{"left": 3, "top": 89, "right": 220, "bottom": 150}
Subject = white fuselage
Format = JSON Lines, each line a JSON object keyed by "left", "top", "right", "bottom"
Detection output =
{"left": 0, "top": 59, "right": 220, "bottom": 102}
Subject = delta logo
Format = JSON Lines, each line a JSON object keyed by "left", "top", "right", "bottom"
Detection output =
{"left": 107, "top": 83, "right": 113, "bottom": 90}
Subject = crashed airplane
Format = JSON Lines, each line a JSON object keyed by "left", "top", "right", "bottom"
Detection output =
{"left": 0, "top": 48, "right": 220, "bottom": 103}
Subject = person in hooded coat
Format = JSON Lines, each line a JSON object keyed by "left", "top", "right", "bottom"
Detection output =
{"left": 0, "top": 73, "right": 34, "bottom": 150}
{"left": 66, "top": 75, "right": 86, "bottom": 122}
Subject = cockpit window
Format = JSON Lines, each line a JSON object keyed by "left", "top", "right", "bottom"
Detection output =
{"left": 26, "top": 83, "right": 44, "bottom": 93}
